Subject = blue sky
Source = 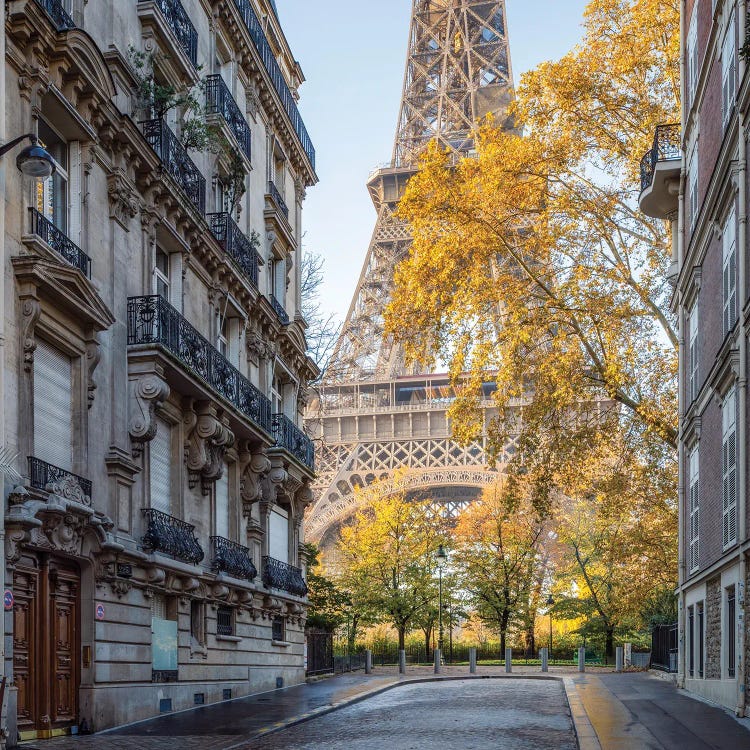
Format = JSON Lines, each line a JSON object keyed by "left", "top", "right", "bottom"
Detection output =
{"left": 278, "top": 0, "right": 590, "bottom": 323}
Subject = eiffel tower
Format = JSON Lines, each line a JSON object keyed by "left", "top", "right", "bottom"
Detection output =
{"left": 305, "top": 0, "right": 517, "bottom": 547}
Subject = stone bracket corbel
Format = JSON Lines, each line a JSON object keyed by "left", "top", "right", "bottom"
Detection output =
{"left": 238, "top": 440, "right": 271, "bottom": 511}
{"left": 184, "top": 400, "right": 234, "bottom": 494}
{"left": 128, "top": 371, "right": 170, "bottom": 456}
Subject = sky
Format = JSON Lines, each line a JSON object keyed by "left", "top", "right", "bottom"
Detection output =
{"left": 278, "top": 0, "right": 590, "bottom": 324}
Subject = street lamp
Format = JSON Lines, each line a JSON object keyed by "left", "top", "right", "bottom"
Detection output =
{"left": 0, "top": 133, "right": 56, "bottom": 177}
{"left": 547, "top": 594, "right": 554, "bottom": 658}
{"left": 435, "top": 544, "right": 448, "bottom": 653}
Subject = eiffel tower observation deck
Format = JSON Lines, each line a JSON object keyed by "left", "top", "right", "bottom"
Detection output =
{"left": 305, "top": 1, "right": 518, "bottom": 547}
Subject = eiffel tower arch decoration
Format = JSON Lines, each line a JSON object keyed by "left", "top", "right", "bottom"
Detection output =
{"left": 305, "top": 0, "right": 518, "bottom": 547}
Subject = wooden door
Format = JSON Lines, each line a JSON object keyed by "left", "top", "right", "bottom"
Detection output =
{"left": 13, "top": 556, "right": 80, "bottom": 738}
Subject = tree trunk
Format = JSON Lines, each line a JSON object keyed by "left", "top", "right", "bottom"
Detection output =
{"left": 605, "top": 627, "right": 614, "bottom": 664}
{"left": 347, "top": 614, "right": 360, "bottom": 654}
{"left": 500, "top": 609, "right": 510, "bottom": 658}
{"left": 398, "top": 627, "right": 406, "bottom": 651}
{"left": 423, "top": 626, "right": 432, "bottom": 661}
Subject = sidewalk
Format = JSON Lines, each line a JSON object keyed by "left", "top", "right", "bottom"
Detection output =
{"left": 20, "top": 665, "right": 750, "bottom": 749}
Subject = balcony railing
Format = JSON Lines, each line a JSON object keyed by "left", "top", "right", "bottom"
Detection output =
{"left": 262, "top": 556, "right": 308, "bottom": 597}
{"left": 142, "top": 118, "right": 205, "bottom": 214}
{"left": 211, "top": 536, "right": 258, "bottom": 581}
{"left": 30, "top": 208, "right": 91, "bottom": 277}
{"left": 142, "top": 508, "right": 204, "bottom": 564}
{"left": 28, "top": 456, "right": 92, "bottom": 502}
{"left": 207, "top": 212, "right": 260, "bottom": 287}
{"left": 639, "top": 123, "right": 681, "bottom": 192}
{"left": 272, "top": 413, "right": 315, "bottom": 470}
{"left": 205, "top": 75, "right": 252, "bottom": 162}
{"left": 267, "top": 181, "right": 289, "bottom": 219}
{"left": 232, "top": 0, "right": 315, "bottom": 170}
{"left": 34, "top": 0, "right": 75, "bottom": 29}
{"left": 127, "top": 295, "right": 273, "bottom": 435}
{"left": 269, "top": 294, "right": 290, "bottom": 325}
{"left": 152, "top": 0, "right": 198, "bottom": 68}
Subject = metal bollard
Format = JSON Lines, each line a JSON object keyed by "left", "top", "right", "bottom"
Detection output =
{"left": 541, "top": 647, "right": 548, "bottom": 672}
{"left": 434, "top": 648, "right": 442, "bottom": 674}
{"left": 616, "top": 646, "right": 623, "bottom": 673}
{"left": 469, "top": 647, "right": 477, "bottom": 674}
{"left": 399, "top": 649, "right": 406, "bottom": 674}
{"left": 505, "top": 648, "right": 512, "bottom": 673}
{"left": 578, "top": 647, "right": 586, "bottom": 672}
{"left": 365, "top": 649, "right": 373, "bottom": 674}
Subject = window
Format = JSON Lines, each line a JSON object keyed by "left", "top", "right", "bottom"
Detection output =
{"left": 154, "top": 247, "right": 170, "bottom": 300}
{"left": 217, "top": 606, "right": 233, "bottom": 636}
{"left": 688, "top": 605, "right": 695, "bottom": 677}
{"left": 270, "top": 374, "right": 283, "bottom": 414}
{"left": 190, "top": 599, "right": 206, "bottom": 647}
{"left": 727, "top": 587, "right": 736, "bottom": 678}
{"left": 697, "top": 602, "right": 704, "bottom": 678}
{"left": 34, "top": 339, "right": 73, "bottom": 472}
{"left": 215, "top": 467, "right": 229, "bottom": 540}
{"left": 272, "top": 617, "right": 285, "bottom": 642}
{"left": 687, "top": 10, "right": 698, "bottom": 106}
{"left": 153, "top": 247, "right": 183, "bottom": 311}
{"left": 269, "top": 508, "right": 289, "bottom": 562}
{"left": 689, "top": 445, "right": 699, "bottom": 572}
{"left": 688, "top": 145, "right": 698, "bottom": 230}
{"left": 722, "top": 386, "right": 737, "bottom": 548}
{"left": 272, "top": 259, "right": 286, "bottom": 303}
{"left": 217, "top": 314, "right": 229, "bottom": 358}
{"left": 688, "top": 302, "right": 698, "bottom": 402}
{"left": 150, "top": 417, "right": 173, "bottom": 515}
{"left": 722, "top": 11, "right": 737, "bottom": 126}
{"left": 722, "top": 206, "right": 737, "bottom": 336}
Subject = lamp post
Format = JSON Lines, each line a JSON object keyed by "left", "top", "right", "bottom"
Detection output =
{"left": 547, "top": 594, "right": 554, "bottom": 658}
{"left": 0, "top": 133, "right": 57, "bottom": 177}
{"left": 435, "top": 544, "right": 448, "bottom": 653}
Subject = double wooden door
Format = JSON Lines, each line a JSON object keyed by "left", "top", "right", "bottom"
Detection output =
{"left": 13, "top": 555, "right": 80, "bottom": 739}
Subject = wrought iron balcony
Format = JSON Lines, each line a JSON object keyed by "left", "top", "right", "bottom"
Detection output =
{"left": 207, "top": 212, "right": 260, "bottom": 287}
{"left": 205, "top": 75, "right": 252, "bottom": 162}
{"left": 127, "top": 295, "right": 274, "bottom": 435}
{"left": 272, "top": 413, "right": 314, "bottom": 470}
{"left": 29, "top": 208, "right": 91, "bottom": 277}
{"left": 211, "top": 536, "right": 258, "bottom": 581}
{"left": 269, "top": 294, "right": 290, "bottom": 325}
{"left": 28, "top": 456, "right": 92, "bottom": 503}
{"left": 232, "top": 0, "right": 315, "bottom": 170}
{"left": 267, "top": 181, "right": 289, "bottom": 219}
{"left": 142, "top": 118, "right": 205, "bottom": 214}
{"left": 639, "top": 123, "right": 681, "bottom": 193}
{"left": 262, "top": 556, "right": 308, "bottom": 597}
{"left": 142, "top": 508, "right": 204, "bottom": 564}
{"left": 152, "top": 0, "right": 198, "bottom": 68}
{"left": 34, "top": 0, "right": 75, "bottom": 29}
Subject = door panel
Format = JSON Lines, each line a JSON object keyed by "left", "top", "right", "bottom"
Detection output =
{"left": 50, "top": 565, "right": 78, "bottom": 727}
{"left": 12, "top": 567, "right": 38, "bottom": 732}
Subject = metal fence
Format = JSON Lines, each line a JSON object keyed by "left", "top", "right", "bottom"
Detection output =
{"left": 306, "top": 630, "right": 333, "bottom": 676}
{"left": 334, "top": 652, "right": 368, "bottom": 674}
{"left": 651, "top": 623, "right": 677, "bottom": 672}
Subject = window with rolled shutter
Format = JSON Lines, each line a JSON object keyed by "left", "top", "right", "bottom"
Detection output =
{"left": 688, "top": 146, "right": 698, "bottom": 230}
{"left": 688, "top": 303, "right": 698, "bottom": 402}
{"left": 269, "top": 509, "right": 289, "bottom": 562}
{"left": 149, "top": 417, "right": 172, "bottom": 514}
{"left": 722, "top": 207, "right": 737, "bottom": 336}
{"left": 722, "top": 387, "right": 737, "bottom": 548}
{"left": 33, "top": 339, "right": 73, "bottom": 471}
{"left": 722, "top": 12, "right": 736, "bottom": 127}
{"left": 687, "top": 11, "right": 698, "bottom": 106}
{"left": 689, "top": 445, "right": 699, "bottom": 572}
{"left": 215, "top": 467, "right": 229, "bottom": 539}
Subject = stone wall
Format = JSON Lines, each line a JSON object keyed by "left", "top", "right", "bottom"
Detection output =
{"left": 705, "top": 575, "right": 722, "bottom": 679}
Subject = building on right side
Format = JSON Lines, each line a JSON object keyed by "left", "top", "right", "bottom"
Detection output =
{"left": 640, "top": 0, "right": 749, "bottom": 713}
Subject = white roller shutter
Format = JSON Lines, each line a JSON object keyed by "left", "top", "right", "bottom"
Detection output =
{"left": 150, "top": 417, "right": 172, "bottom": 514}
{"left": 269, "top": 509, "right": 289, "bottom": 562}
{"left": 215, "top": 468, "right": 229, "bottom": 540}
{"left": 34, "top": 339, "right": 73, "bottom": 471}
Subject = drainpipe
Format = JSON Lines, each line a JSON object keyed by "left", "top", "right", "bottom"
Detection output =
{"left": 736, "top": 0, "right": 748, "bottom": 718}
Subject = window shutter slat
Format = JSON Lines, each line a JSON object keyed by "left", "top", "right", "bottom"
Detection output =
{"left": 150, "top": 418, "right": 172, "bottom": 514}
{"left": 215, "top": 469, "right": 229, "bottom": 540}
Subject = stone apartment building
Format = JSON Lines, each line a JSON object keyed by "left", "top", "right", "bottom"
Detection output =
{"left": 640, "top": 0, "right": 750, "bottom": 713}
{"left": 0, "top": 0, "right": 318, "bottom": 743}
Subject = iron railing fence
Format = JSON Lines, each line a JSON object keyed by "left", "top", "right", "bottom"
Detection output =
{"left": 141, "top": 118, "right": 205, "bottom": 213}
{"left": 127, "top": 295, "right": 274, "bottom": 436}
{"left": 211, "top": 536, "right": 257, "bottom": 580}
{"left": 262, "top": 556, "right": 308, "bottom": 596}
{"left": 272, "top": 413, "right": 314, "bottom": 470}
{"left": 651, "top": 623, "right": 677, "bottom": 672}
{"left": 267, "top": 180, "right": 289, "bottom": 218}
{"left": 232, "top": 0, "right": 315, "bottom": 169}
{"left": 28, "top": 456, "right": 92, "bottom": 499}
{"left": 141, "top": 507, "right": 204, "bottom": 564}
{"left": 35, "top": 0, "right": 75, "bottom": 29}
{"left": 207, "top": 212, "right": 260, "bottom": 287}
{"left": 306, "top": 630, "right": 334, "bottom": 676}
{"left": 334, "top": 652, "right": 367, "bottom": 674}
{"left": 639, "top": 123, "right": 681, "bottom": 192}
{"left": 204, "top": 75, "right": 252, "bottom": 161}
{"left": 152, "top": 0, "right": 198, "bottom": 68}
{"left": 30, "top": 208, "right": 91, "bottom": 277}
{"left": 269, "top": 294, "right": 289, "bottom": 325}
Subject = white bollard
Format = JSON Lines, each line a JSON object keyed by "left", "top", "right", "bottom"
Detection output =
{"left": 365, "top": 649, "right": 373, "bottom": 674}
{"left": 616, "top": 646, "right": 623, "bottom": 673}
{"left": 434, "top": 648, "right": 442, "bottom": 674}
{"left": 505, "top": 648, "right": 512, "bottom": 673}
{"left": 578, "top": 647, "right": 586, "bottom": 672}
{"left": 469, "top": 647, "right": 477, "bottom": 674}
{"left": 399, "top": 649, "right": 406, "bottom": 674}
{"left": 541, "top": 647, "right": 548, "bottom": 672}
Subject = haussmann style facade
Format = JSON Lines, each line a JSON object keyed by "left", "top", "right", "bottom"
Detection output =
{"left": 1, "top": 0, "right": 318, "bottom": 743}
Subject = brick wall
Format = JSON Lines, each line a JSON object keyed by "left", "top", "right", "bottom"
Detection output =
{"left": 699, "top": 398, "right": 724, "bottom": 569}
{"left": 705, "top": 576, "right": 722, "bottom": 679}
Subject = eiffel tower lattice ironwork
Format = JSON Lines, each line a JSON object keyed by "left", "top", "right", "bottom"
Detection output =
{"left": 306, "top": 0, "right": 518, "bottom": 546}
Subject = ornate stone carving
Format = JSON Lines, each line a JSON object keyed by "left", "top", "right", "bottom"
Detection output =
{"left": 128, "top": 374, "right": 170, "bottom": 455}
{"left": 238, "top": 440, "right": 271, "bottom": 508}
{"left": 85, "top": 340, "right": 101, "bottom": 408}
{"left": 246, "top": 86, "right": 260, "bottom": 119}
{"left": 47, "top": 474, "right": 91, "bottom": 507}
{"left": 185, "top": 401, "right": 234, "bottom": 493}
{"left": 261, "top": 465, "right": 288, "bottom": 505}
{"left": 110, "top": 580, "right": 132, "bottom": 599}
{"left": 29, "top": 513, "right": 86, "bottom": 556}
{"left": 21, "top": 298, "right": 41, "bottom": 372}
{"left": 5, "top": 527, "right": 29, "bottom": 565}
{"left": 107, "top": 170, "right": 139, "bottom": 229}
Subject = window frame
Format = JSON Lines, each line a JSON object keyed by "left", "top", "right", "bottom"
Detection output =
{"left": 721, "top": 10, "right": 737, "bottom": 127}
{"left": 722, "top": 205, "right": 737, "bottom": 337}
{"left": 689, "top": 443, "right": 700, "bottom": 572}
{"left": 721, "top": 385, "right": 737, "bottom": 549}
